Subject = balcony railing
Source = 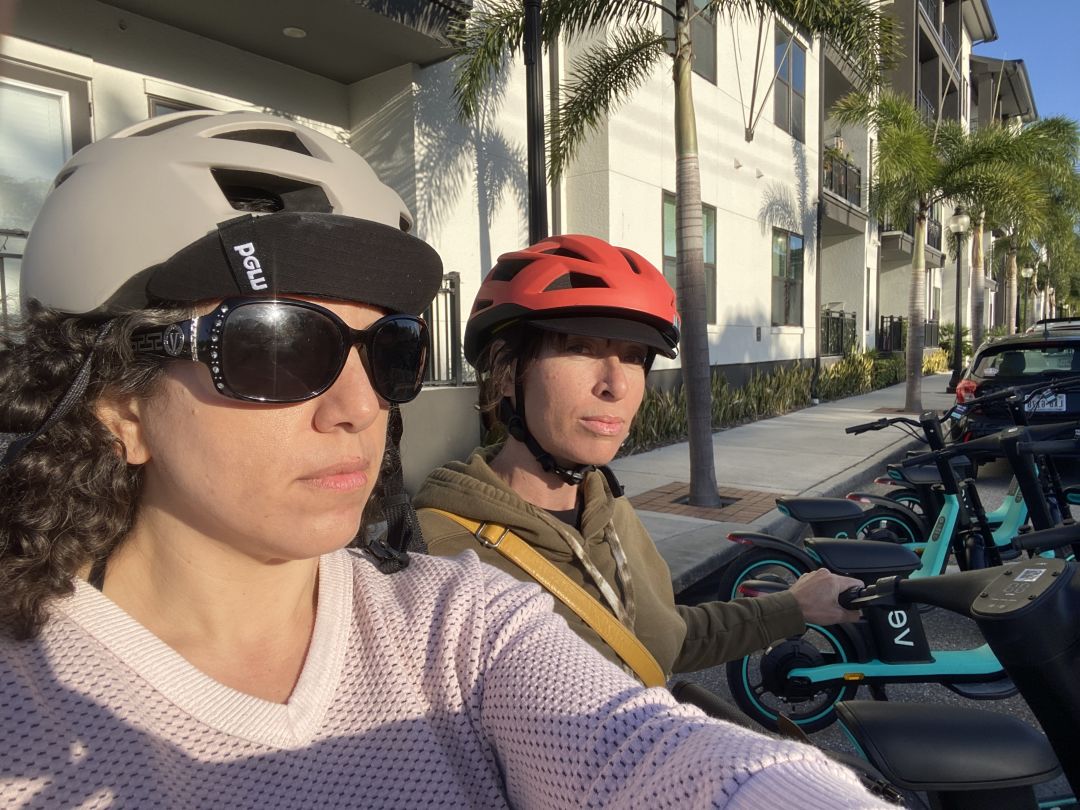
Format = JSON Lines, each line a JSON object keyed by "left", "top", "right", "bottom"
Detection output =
{"left": 918, "top": 0, "right": 939, "bottom": 26}
{"left": 823, "top": 154, "right": 862, "bottom": 207}
{"left": 423, "top": 271, "right": 466, "bottom": 386}
{"left": 821, "top": 309, "right": 858, "bottom": 356}
{"left": 941, "top": 26, "right": 958, "bottom": 64}
{"left": 917, "top": 90, "right": 936, "bottom": 126}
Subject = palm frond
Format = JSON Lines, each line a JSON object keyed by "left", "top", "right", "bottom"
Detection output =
{"left": 762, "top": 0, "right": 900, "bottom": 89}
{"left": 450, "top": 0, "right": 528, "bottom": 121}
{"left": 548, "top": 25, "right": 667, "bottom": 181}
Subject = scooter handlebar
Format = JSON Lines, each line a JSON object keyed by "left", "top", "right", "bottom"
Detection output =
{"left": 1015, "top": 437, "right": 1080, "bottom": 456}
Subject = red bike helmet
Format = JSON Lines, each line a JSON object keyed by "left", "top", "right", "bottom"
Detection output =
{"left": 464, "top": 234, "right": 680, "bottom": 366}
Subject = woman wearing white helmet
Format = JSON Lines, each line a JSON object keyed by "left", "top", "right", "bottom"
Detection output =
{"left": 0, "top": 112, "right": 888, "bottom": 808}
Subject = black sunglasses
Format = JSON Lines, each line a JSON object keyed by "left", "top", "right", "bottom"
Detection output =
{"left": 131, "top": 298, "right": 428, "bottom": 404}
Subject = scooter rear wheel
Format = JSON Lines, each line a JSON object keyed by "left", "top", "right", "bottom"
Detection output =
{"left": 710, "top": 547, "right": 810, "bottom": 603}
{"left": 726, "top": 625, "right": 859, "bottom": 733}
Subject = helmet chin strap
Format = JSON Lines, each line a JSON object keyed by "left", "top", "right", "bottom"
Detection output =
{"left": 500, "top": 384, "right": 594, "bottom": 486}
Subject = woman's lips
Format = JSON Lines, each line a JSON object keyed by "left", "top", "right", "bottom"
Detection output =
{"left": 301, "top": 461, "right": 370, "bottom": 491}
{"left": 581, "top": 416, "right": 625, "bottom": 436}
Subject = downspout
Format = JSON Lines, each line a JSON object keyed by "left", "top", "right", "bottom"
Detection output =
{"left": 812, "top": 36, "right": 825, "bottom": 403}
{"left": 549, "top": 34, "right": 562, "bottom": 234}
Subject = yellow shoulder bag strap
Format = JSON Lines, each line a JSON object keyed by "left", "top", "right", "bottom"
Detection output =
{"left": 421, "top": 507, "right": 667, "bottom": 687}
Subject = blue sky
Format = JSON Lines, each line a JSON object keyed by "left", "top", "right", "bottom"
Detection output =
{"left": 975, "top": 0, "right": 1079, "bottom": 121}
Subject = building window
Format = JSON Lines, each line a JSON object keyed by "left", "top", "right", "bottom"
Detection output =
{"left": 662, "top": 1, "right": 718, "bottom": 84}
{"left": 772, "top": 229, "right": 804, "bottom": 326}
{"left": 663, "top": 192, "right": 717, "bottom": 324}
{"left": 774, "top": 25, "right": 806, "bottom": 142}
{"left": 0, "top": 60, "right": 91, "bottom": 332}
{"left": 148, "top": 95, "right": 205, "bottom": 117}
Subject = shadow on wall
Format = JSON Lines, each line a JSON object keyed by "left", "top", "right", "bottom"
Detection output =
{"left": 756, "top": 140, "right": 818, "bottom": 257}
{"left": 413, "top": 59, "right": 528, "bottom": 271}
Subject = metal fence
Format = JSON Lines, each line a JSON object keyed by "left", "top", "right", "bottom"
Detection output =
{"left": 876, "top": 316, "right": 941, "bottom": 354}
{"left": 821, "top": 309, "right": 858, "bottom": 356}
{"left": 924, "top": 319, "right": 940, "bottom": 348}
{"left": 877, "top": 315, "right": 905, "bottom": 352}
{"left": 422, "top": 271, "right": 466, "bottom": 386}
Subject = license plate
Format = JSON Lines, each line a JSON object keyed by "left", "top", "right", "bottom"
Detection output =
{"left": 1026, "top": 391, "right": 1066, "bottom": 413}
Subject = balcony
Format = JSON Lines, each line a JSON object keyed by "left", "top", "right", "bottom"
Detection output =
{"left": 423, "top": 271, "right": 467, "bottom": 386}
{"left": 823, "top": 154, "right": 862, "bottom": 208}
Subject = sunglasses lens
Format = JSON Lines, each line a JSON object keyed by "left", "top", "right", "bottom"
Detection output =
{"left": 220, "top": 303, "right": 344, "bottom": 401}
{"left": 369, "top": 317, "right": 428, "bottom": 403}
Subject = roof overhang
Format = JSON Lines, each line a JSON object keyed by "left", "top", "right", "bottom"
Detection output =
{"left": 970, "top": 54, "right": 1039, "bottom": 122}
{"left": 963, "top": 0, "right": 997, "bottom": 45}
{"left": 98, "top": 0, "right": 469, "bottom": 83}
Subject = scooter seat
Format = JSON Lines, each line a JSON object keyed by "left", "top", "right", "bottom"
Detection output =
{"left": 835, "top": 701, "right": 1060, "bottom": 791}
{"left": 776, "top": 497, "right": 862, "bottom": 522}
{"left": 804, "top": 538, "right": 920, "bottom": 581}
{"left": 889, "top": 455, "right": 973, "bottom": 486}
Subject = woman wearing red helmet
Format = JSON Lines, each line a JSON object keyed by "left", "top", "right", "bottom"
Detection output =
{"left": 416, "top": 235, "right": 861, "bottom": 685}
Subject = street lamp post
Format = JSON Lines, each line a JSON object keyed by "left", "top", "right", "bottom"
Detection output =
{"left": 946, "top": 206, "right": 971, "bottom": 393}
{"left": 1020, "top": 266, "right": 1035, "bottom": 330}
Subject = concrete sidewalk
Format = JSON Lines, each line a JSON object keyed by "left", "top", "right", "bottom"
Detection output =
{"left": 609, "top": 374, "right": 957, "bottom": 592}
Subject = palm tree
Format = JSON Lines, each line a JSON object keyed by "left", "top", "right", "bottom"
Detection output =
{"left": 452, "top": 0, "right": 897, "bottom": 506}
{"left": 833, "top": 91, "right": 1076, "bottom": 411}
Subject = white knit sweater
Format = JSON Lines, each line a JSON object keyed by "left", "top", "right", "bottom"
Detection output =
{"left": 0, "top": 549, "right": 890, "bottom": 808}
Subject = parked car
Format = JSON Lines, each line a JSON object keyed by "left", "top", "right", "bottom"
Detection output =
{"left": 950, "top": 328, "right": 1080, "bottom": 441}
{"left": 1024, "top": 317, "right": 1080, "bottom": 334}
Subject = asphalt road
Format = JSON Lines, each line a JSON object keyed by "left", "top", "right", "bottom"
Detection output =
{"left": 676, "top": 458, "right": 1078, "bottom": 809}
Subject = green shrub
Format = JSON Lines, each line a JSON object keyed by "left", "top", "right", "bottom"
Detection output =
{"left": 922, "top": 349, "right": 949, "bottom": 374}
{"left": 622, "top": 349, "right": 935, "bottom": 456}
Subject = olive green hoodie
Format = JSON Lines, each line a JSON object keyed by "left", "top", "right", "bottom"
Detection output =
{"left": 414, "top": 447, "right": 805, "bottom": 676}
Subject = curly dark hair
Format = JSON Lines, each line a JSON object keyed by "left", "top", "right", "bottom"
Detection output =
{"left": 0, "top": 300, "right": 189, "bottom": 640}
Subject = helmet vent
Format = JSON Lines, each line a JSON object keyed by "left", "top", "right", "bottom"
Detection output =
{"left": 489, "top": 259, "right": 530, "bottom": 281}
{"left": 620, "top": 250, "right": 645, "bottom": 274}
{"left": 130, "top": 114, "right": 216, "bottom": 137}
{"left": 544, "top": 272, "right": 608, "bottom": 292}
{"left": 211, "top": 128, "right": 313, "bottom": 156}
{"left": 399, "top": 215, "right": 412, "bottom": 233}
{"left": 211, "top": 169, "right": 332, "bottom": 213}
{"left": 473, "top": 298, "right": 494, "bottom": 312}
{"left": 541, "top": 246, "right": 588, "bottom": 261}
{"left": 53, "top": 168, "right": 77, "bottom": 189}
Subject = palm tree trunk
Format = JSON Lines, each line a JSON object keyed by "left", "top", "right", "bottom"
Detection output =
{"left": 905, "top": 204, "right": 928, "bottom": 413}
{"left": 970, "top": 215, "right": 986, "bottom": 349}
{"left": 1006, "top": 246, "right": 1018, "bottom": 334}
{"left": 674, "top": 2, "right": 719, "bottom": 507}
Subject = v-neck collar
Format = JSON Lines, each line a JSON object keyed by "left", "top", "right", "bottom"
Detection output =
{"left": 55, "top": 550, "right": 352, "bottom": 749}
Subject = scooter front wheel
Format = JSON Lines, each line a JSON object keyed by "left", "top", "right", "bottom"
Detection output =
{"left": 726, "top": 625, "right": 860, "bottom": 733}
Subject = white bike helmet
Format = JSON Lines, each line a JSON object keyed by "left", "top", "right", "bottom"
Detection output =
{"left": 21, "top": 109, "right": 441, "bottom": 316}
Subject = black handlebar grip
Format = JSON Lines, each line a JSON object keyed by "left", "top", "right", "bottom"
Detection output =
{"left": 1016, "top": 438, "right": 1080, "bottom": 456}
{"left": 838, "top": 586, "right": 863, "bottom": 610}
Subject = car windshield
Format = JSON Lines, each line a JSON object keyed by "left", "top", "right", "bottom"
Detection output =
{"left": 974, "top": 345, "right": 1080, "bottom": 378}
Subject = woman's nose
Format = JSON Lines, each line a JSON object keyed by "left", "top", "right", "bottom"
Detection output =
{"left": 312, "top": 347, "right": 381, "bottom": 432}
{"left": 596, "top": 355, "right": 629, "bottom": 400}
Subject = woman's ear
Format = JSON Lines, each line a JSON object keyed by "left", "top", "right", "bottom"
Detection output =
{"left": 95, "top": 394, "right": 151, "bottom": 465}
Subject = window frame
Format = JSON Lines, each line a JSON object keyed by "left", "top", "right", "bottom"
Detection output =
{"left": 771, "top": 227, "right": 804, "bottom": 327}
{"left": 662, "top": 191, "right": 717, "bottom": 324}
{"left": 662, "top": 1, "right": 718, "bottom": 84}
{"left": 773, "top": 24, "right": 807, "bottom": 143}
